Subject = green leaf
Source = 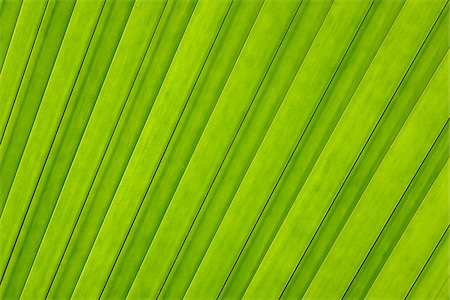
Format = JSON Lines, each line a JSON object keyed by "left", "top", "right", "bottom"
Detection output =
{"left": 0, "top": 0, "right": 447, "bottom": 299}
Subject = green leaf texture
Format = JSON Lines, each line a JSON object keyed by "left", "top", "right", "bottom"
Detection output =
{"left": 0, "top": 0, "right": 448, "bottom": 299}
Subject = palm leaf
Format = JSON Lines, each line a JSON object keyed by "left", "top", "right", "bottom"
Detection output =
{"left": 0, "top": 0, "right": 448, "bottom": 299}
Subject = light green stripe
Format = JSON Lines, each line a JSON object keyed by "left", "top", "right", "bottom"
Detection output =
{"left": 0, "top": 0, "right": 77, "bottom": 213}
{"left": 124, "top": 0, "right": 304, "bottom": 298}
{"left": 102, "top": 1, "right": 265, "bottom": 298}
{"left": 366, "top": 162, "right": 449, "bottom": 299}
{"left": 19, "top": 0, "right": 168, "bottom": 297}
{"left": 167, "top": 1, "right": 333, "bottom": 298}
{"left": 407, "top": 229, "right": 449, "bottom": 300}
{"left": 185, "top": 0, "right": 375, "bottom": 298}
{"left": 245, "top": 1, "right": 447, "bottom": 298}
{"left": 70, "top": 0, "right": 235, "bottom": 297}
{"left": 283, "top": 4, "right": 449, "bottom": 298}
{"left": 0, "top": 2, "right": 106, "bottom": 298}
{"left": 0, "top": 0, "right": 48, "bottom": 144}
{"left": 52, "top": 1, "right": 198, "bottom": 298}
{"left": 304, "top": 50, "right": 449, "bottom": 299}
{"left": 229, "top": 1, "right": 407, "bottom": 298}
{"left": 0, "top": 0, "right": 23, "bottom": 72}
{"left": 0, "top": 1, "right": 136, "bottom": 297}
